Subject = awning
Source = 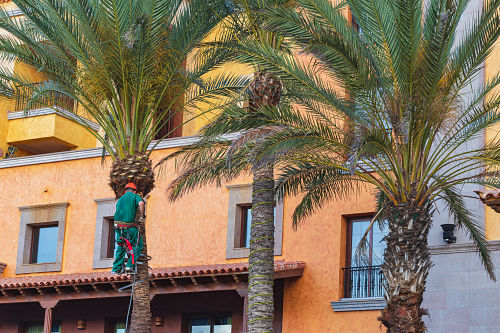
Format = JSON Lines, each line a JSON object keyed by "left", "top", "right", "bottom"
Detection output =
{"left": 0, "top": 260, "right": 305, "bottom": 304}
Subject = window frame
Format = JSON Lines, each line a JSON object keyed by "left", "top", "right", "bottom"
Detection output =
{"left": 29, "top": 223, "right": 59, "bottom": 264}
{"left": 188, "top": 313, "right": 232, "bottom": 333}
{"left": 346, "top": 216, "right": 378, "bottom": 268}
{"left": 105, "top": 217, "right": 116, "bottom": 259}
{"left": 16, "top": 203, "right": 68, "bottom": 274}
{"left": 225, "top": 184, "right": 283, "bottom": 259}
{"left": 344, "top": 215, "right": 385, "bottom": 299}
{"left": 22, "top": 321, "right": 62, "bottom": 333}
{"left": 239, "top": 204, "right": 252, "bottom": 248}
{"left": 93, "top": 198, "right": 117, "bottom": 269}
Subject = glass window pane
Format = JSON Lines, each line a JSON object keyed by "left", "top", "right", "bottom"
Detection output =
{"left": 244, "top": 207, "right": 251, "bottom": 248}
{"left": 242, "top": 206, "right": 277, "bottom": 248}
{"left": 213, "top": 316, "right": 232, "bottom": 333}
{"left": 107, "top": 218, "right": 116, "bottom": 258}
{"left": 35, "top": 226, "right": 58, "bottom": 263}
{"left": 25, "top": 325, "right": 44, "bottom": 333}
{"left": 190, "top": 317, "right": 211, "bottom": 333}
{"left": 25, "top": 323, "right": 60, "bottom": 333}
{"left": 371, "top": 223, "right": 387, "bottom": 265}
{"left": 114, "top": 322, "right": 126, "bottom": 333}
{"left": 350, "top": 219, "right": 370, "bottom": 267}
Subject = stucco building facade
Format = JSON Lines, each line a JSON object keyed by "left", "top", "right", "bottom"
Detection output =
{"left": 0, "top": 0, "right": 500, "bottom": 332}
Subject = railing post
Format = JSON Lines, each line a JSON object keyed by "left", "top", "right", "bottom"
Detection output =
{"left": 343, "top": 265, "right": 383, "bottom": 299}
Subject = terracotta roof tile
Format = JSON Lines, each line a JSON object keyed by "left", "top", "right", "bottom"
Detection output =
{"left": 0, "top": 261, "right": 305, "bottom": 289}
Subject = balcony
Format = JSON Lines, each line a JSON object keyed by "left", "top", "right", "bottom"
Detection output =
{"left": 343, "top": 265, "right": 384, "bottom": 298}
{"left": 6, "top": 82, "right": 97, "bottom": 154}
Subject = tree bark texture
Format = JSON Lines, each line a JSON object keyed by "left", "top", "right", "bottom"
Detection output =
{"left": 248, "top": 164, "right": 275, "bottom": 333}
{"left": 109, "top": 155, "right": 154, "bottom": 333}
{"left": 379, "top": 203, "right": 433, "bottom": 333}
{"left": 130, "top": 220, "right": 151, "bottom": 333}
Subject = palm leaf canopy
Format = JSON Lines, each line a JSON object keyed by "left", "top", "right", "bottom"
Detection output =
{"left": 0, "top": 0, "right": 246, "bottom": 159}
{"left": 168, "top": 0, "right": 500, "bottom": 278}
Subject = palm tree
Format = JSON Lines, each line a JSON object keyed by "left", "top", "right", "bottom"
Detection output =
{"left": 203, "top": 0, "right": 500, "bottom": 331}
{"left": 162, "top": 1, "right": 289, "bottom": 330}
{"left": 0, "top": 0, "right": 243, "bottom": 331}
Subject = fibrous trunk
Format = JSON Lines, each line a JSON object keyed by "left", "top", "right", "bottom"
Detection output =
{"left": 378, "top": 203, "right": 433, "bottom": 333}
{"left": 109, "top": 154, "right": 154, "bottom": 333}
{"left": 130, "top": 224, "right": 151, "bottom": 333}
{"left": 109, "top": 154, "right": 155, "bottom": 198}
{"left": 248, "top": 164, "right": 275, "bottom": 333}
{"left": 249, "top": 72, "right": 282, "bottom": 112}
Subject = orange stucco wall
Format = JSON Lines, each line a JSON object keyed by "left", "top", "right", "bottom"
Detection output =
{"left": 484, "top": 26, "right": 500, "bottom": 240}
{"left": 0, "top": 148, "right": 381, "bottom": 331}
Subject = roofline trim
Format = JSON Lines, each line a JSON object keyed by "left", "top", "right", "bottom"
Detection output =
{"left": 0, "top": 133, "right": 240, "bottom": 169}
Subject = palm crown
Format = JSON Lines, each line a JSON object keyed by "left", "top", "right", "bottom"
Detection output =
{"left": 168, "top": 0, "right": 500, "bottom": 330}
{"left": 0, "top": 0, "right": 242, "bottom": 161}
{"left": 223, "top": 0, "right": 500, "bottom": 272}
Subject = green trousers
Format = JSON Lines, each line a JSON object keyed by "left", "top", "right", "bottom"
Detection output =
{"left": 112, "top": 226, "right": 143, "bottom": 272}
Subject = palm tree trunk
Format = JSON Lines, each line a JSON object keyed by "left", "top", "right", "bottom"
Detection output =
{"left": 109, "top": 154, "right": 154, "bottom": 333}
{"left": 378, "top": 203, "right": 433, "bottom": 333}
{"left": 248, "top": 164, "right": 275, "bottom": 333}
{"left": 130, "top": 224, "right": 151, "bottom": 333}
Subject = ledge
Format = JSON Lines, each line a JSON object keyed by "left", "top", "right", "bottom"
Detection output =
{"left": 8, "top": 107, "right": 100, "bottom": 131}
{"left": 18, "top": 202, "right": 70, "bottom": 211}
{"left": 331, "top": 297, "right": 386, "bottom": 312}
{"left": 0, "top": 133, "right": 240, "bottom": 169}
{"left": 429, "top": 240, "right": 500, "bottom": 255}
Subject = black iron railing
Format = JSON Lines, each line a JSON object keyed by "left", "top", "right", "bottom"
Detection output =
{"left": 15, "top": 81, "right": 74, "bottom": 111}
{"left": 343, "top": 265, "right": 384, "bottom": 298}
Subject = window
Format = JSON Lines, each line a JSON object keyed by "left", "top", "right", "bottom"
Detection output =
{"left": 30, "top": 224, "right": 58, "bottom": 264}
{"left": 343, "top": 216, "right": 387, "bottom": 298}
{"left": 113, "top": 322, "right": 126, "bottom": 333}
{"left": 189, "top": 315, "right": 232, "bottom": 333}
{"left": 105, "top": 217, "right": 116, "bottom": 258}
{"left": 238, "top": 204, "right": 252, "bottom": 248}
{"left": 24, "top": 322, "right": 61, "bottom": 333}
{"left": 93, "top": 199, "right": 117, "bottom": 269}
{"left": 225, "top": 184, "right": 284, "bottom": 259}
{"left": 16, "top": 203, "right": 68, "bottom": 274}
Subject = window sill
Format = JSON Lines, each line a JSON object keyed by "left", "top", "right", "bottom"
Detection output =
{"left": 331, "top": 297, "right": 386, "bottom": 312}
{"left": 16, "top": 262, "right": 62, "bottom": 274}
{"left": 93, "top": 258, "right": 114, "bottom": 269}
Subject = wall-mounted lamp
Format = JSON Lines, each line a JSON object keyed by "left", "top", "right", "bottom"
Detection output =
{"left": 77, "top": 320, "right": 86, "bottom": 330}
{"left": 440, "top": 224, "right": 456, "bottom": 244}
{"left": 154, "top": 316, "right": 164, "bottom": 327}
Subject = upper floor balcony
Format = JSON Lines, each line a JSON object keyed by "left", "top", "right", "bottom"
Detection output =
{"left": 5, "top": 81, "right": 97, "bottom": 155}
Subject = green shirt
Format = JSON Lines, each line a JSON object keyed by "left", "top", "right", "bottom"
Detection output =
{"left": 114, "top": 191, "right": 143, "bottom": 223}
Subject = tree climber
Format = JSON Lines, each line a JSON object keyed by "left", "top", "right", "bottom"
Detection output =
{"left": 111, "top": 183, "right": 145, "bottom": 274}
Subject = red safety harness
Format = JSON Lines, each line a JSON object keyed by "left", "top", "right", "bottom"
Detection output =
{"left": 115, "top": 221, "right": 140, "bottom": 266}
{"left": 119, "top": 236, "right": 135, "bottom": 265}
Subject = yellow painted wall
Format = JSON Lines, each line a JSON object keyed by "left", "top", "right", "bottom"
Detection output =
{"left": 484, "top": 23, "right": 500, "bottom": 240}
{"left": 53, "top": 114, "right": 96, "bottom": 149}
{"left": 6, "top": 113, "right": 96, "bottom": 149}
{"left": 0, "top": 97, "right": 14, "bottom": 157}
{"left": 0, "top": 148, "right": 381, "bottom": 332}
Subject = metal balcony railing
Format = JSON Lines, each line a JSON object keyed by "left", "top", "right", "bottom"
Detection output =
{"left": 15, "top": 81, "right": 74, "bottom": 112}
{"left": 343, "top": 265, "right": 384, "bottom": 298}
